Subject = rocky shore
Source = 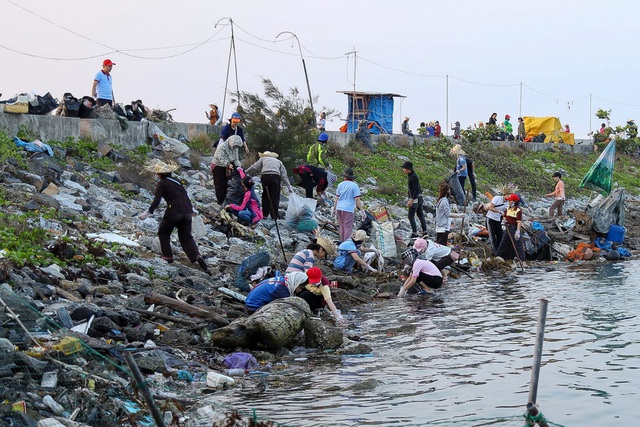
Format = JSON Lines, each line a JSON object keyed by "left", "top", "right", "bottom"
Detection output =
{"left": 0, "top": 133, "right": 638, "bottom": 427}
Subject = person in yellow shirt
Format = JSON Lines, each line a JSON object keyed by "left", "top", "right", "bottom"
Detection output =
{"left": 546, "top": 172, "right": 565, "bottom": 218}
{"left": 307, "top": 133, "right": 331, "bottom": 169}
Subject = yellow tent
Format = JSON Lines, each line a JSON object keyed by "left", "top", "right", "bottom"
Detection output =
{"left": 523, "top": 116, "right": 574, "bottom": 146}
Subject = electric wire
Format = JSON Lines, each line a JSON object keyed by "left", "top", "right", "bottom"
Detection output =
{"left": 1, "top": 5, "right": 634, "bottom": 113}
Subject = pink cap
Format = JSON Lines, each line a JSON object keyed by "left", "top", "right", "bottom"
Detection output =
{"left": 413, "top": 238, "right": 427, "bottom": 252}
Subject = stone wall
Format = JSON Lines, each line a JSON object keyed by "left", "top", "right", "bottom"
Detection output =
{"left": 324, "top": 130, "right": 594, "bottom": 154}
{"left": 0, "top": 111, "right": 592, "bottom": 154}
{"left": 0, "top": 111, "right": 218, "bottom": 150}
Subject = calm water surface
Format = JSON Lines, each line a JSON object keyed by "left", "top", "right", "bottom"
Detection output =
{"left": 213, "top": 261, "right": 640, "bottom": 426}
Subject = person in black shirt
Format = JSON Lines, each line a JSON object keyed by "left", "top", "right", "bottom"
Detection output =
{"left": 402, "top": 161, "right": 427, "bottom": 238}
{"left": 138, "top": 160, "right": 208, "bottom": 272}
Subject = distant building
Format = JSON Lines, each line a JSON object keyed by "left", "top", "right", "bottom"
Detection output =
{"left": 337, "top": 91, "right": 405, "bottom": 134}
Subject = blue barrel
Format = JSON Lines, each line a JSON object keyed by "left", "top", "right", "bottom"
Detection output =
{"left": 607, "top": 224, "right": 626, "bottom": 244}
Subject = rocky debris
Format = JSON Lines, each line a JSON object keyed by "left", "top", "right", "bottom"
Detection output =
{"left": 1, "top": 134, "right": 639, "bottom": 427}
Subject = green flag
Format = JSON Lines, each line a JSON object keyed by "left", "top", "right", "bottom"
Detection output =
{"left": 579, "top": 139, "right": 615, "bottom": 195}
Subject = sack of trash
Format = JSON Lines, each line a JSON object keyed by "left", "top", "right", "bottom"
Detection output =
{"left": 285, "top": 193, "right": 318, "bottom": 231}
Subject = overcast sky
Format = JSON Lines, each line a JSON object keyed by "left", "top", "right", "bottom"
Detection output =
{"left": 2, "top": 0, "right": 639, "bottom": 139}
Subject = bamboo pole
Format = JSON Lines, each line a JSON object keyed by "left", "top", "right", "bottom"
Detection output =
{"left": 528, "top": 298, "right": 548, "bottom": 404}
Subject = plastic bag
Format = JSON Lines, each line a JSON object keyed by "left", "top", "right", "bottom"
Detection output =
{"left": 235, "top": 252, "right": 271, "bottom": 292}
{"left": 372, "top": 220, "right": 397, "bottom": 258}
{"left": 445, "top": 172, "right": 466, "bottom": 205}
{"left": 285, "top": 193, "right": 317, "bottom": 230}
{"left": 580, "top": 140, "right": 615, "bottom": 195}
{"left": 28, "top": 92, "right": 58, "bottom": 115}
{"left": 223, "top": 352, "right": 258, "bottom": 370}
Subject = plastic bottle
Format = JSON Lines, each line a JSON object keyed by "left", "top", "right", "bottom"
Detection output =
{"left": 224, "top": 368, "right": 247, "bottom": 376}
{"left": 43, "top": 395, "right": 65, "bottom": 416}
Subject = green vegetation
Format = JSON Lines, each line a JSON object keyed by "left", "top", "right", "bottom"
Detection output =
{"left": 0, "top": 130, "right": 27, "bottom": 168}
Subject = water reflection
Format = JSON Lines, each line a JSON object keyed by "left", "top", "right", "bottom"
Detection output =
{"left": 213, "top": 262, "right": 640, "bottom": 426}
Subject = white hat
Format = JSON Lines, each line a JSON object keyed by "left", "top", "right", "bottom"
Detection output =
{"left": 143, "top": 159, "right": 179, "bottom": 174}
{"left": 259, "top": 151, "right": 279, "bottom": 158}
{"left": 353, "top": 229, "right": 369, "bottom": 241}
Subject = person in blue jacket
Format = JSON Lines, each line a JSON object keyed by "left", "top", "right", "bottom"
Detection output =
{"left": 245, "top": 271, "right": 309, "bottom": 314}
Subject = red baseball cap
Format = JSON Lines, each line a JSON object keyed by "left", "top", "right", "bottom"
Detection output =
{"left": 103, "top": 59, "right": 116, "bottom": 66}
{"left": 306, "top": 266, "right": 323, "bottom": 285}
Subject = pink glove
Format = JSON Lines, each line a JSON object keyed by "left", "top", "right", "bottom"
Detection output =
{"left": 138, "top": 211, "right": 150, "bottom": 220}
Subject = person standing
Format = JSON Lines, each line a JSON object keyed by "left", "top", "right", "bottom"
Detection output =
{"left": 91, "top": 59, "right": 116, "bottom": 108}
{"left": 307, "top": 133, "right": 331, "bottom": 169}
{"left": 402, "top": 161, "right": 427, "bottom": 238}
{"left": 434, "top": 121, "right": 442, "bottom": 137}
{"left": 484, "top": 184, "right": 516, "bottom": 254}
{"left": 333, "top": 168, "right": 364, "bottom": 242}
{"left": 218, "top": 112, "right": 248, "bottom": 153}
{"left": 137, "top": 160, "right": 208, "bottom": 272}
{"left": 317, "top": 111, "right": 327, "bottom": 132}
{"left": 451, "top": 121, "right": 461, "bottom": 139}
{"left": 211, "top": 135, "right": 244, "bottom": 204}
{"left": 206, "top": 104, "right": 220, "bottom": 126}
{"left": 488, "top": 112, "right": 498, "bottom": 126}
{"left": 502, "top": 115, "right": 513, "bottom": 140}
{"left": 466, "top": 156, "right": 478, "bottom": 202}
{"left": 402, "top": 117, "right": 414, "bottom": 136}
{"left": 546, "top": 172, "right": 565, "bottom": 218}
{"left": 496, "top": 193, "right": 527, "bottom": 266}
{"left": 450, "top": 144, "right": 468, "bottom": 191}
{"left": 246, "top": 151, "right": 293, "bottom": 220}
{"left": 517, "top": 117, "right": 526, "bottom": 141}
{"left": 434, "top": 183, "right": 465, "bottom": 246}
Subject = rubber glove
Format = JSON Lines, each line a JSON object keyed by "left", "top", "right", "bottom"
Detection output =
{"left": 366, "top": 265, "right": 377, "bottom": 273}
{"left": 335, "top": 314, "right": 346, "bottom": 325}
{"left": 514, "top": 230, "right": 521, "bottom": 240}
{"left": 397, "top": 289, "right": 407, "bottom": 298}
{"left": 360, "top": 210, "right": 367, "bottom": 221}
{"left": 138, "top": 211, "right": 150, "bottom": 220}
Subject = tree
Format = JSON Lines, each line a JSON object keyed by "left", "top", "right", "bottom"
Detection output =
{"left": 233, "top": 78, "right": 320, "bottom": 169}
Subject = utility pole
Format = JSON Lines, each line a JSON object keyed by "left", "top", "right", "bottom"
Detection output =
{"left": 215, "top": 17, "right": 240, "bottom": 121}
{"left": 345, "top": 49, "right": 358, "bottom": 130}
{"left": 277, "top": 31, "right": 314, "bottom": 118}
{"left": 519, "top": 82, "right": 523, "bottom": 118}
{"left": 446, "top": 74, "right": 449, "bottom": 136}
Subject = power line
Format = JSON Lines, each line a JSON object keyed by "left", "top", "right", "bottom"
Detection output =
{"left": 358, "top": 56, "right": 446, "bottom": 78}
{"left": 592, "top": 95, "right": 640, "bottom": 108}
{"left": 6, "top": 0, "right": 115, "bottom": 51}
{"left": 450, "top": 75, "right": 519, "bottom": 87}
{"left": 0, "top": 44, "right": 114, "bottom": 61}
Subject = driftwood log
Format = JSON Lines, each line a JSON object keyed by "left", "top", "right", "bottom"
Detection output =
{"left": 144, "top": 292, "right": 229, "bottom": 326}
{"left": 212, "top": 297, "right": 310, "bottom": 349}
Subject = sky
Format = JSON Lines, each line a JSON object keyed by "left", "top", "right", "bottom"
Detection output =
{"left": 2, "top": 0, "right": 640, "bottom": 139}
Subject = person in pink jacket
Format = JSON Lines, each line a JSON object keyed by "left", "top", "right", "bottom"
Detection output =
{"left": 224, "top": 176, "right": 264, "bottom": 225}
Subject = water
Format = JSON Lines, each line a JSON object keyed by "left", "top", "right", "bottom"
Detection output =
{"left": 212, "top": 261, "right": 640, "bottom": 426}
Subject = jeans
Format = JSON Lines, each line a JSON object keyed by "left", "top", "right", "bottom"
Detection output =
{"left": 408, "top": 195, "right": 427, "bottom": 234}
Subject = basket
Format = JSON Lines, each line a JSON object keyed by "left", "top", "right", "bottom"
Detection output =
{"left": 4, "top": 102, "right": 28, "bottom": 114}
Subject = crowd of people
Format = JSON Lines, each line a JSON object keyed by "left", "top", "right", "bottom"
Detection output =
{"left": 134, "top": 105, "right": 570, "bottom": 326}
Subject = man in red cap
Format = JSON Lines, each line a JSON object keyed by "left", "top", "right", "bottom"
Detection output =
{"left": 91, "top": 59, "right": 116, "bottom": 107}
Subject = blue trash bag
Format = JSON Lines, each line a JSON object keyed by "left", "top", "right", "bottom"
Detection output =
{"left": 223, "top": 352, "right": 258, "bottom": 370}
{"left": 531, "top": 222, "right": 545, "bottom": 231}
{"left": 235, "top": 252, "right": 270, "bottom": 292}
{"left": 593, "top": 237, "right": 612, "bottom": 251}
{"left": 617, "top": 247, "right": 631, "bottom": 257}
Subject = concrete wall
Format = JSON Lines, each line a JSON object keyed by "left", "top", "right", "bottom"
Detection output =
{"left": 0, "top": 111, "right": 218, "bottom": 150}
{"left": 324, "top": 130, "right": 594, "bottom": 154}
{"left": 0, "top": 111, "right": 593, "bottom": 154}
